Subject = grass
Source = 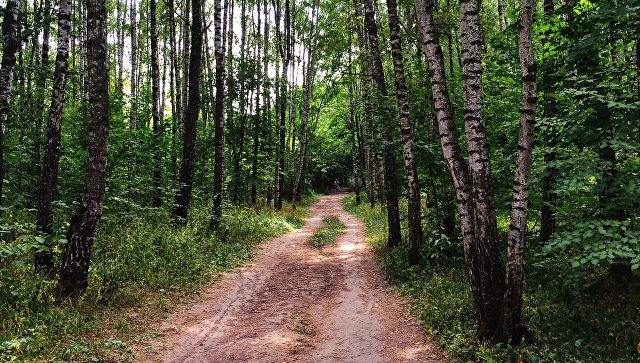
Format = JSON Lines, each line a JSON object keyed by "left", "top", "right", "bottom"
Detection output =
{"left": 343, "top": 194, "right": 640, "bottom": 363}
{"left": 308, "top": 216, "right": 346, "bottom": 248}
{"left": 0, "top": 193, "right": 317, "bottom": 362}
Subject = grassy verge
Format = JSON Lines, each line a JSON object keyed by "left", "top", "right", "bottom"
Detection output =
{"left": 343, "top": 195, "right": 640, "bottom": 363}
{"left": 308, "top": 216, "right": 346, "bottom": 248}
{"left": 0, "top": 194, "right": 317, "bottom": 362}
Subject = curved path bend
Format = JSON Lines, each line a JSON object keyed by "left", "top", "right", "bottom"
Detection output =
{"left": 135, "top": 194, "right": 443, "bottom": 363}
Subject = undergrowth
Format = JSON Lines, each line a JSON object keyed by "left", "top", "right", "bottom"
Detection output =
{"left": 343, "top": 194, "right": 640, "bottom": 363}
{"left": 308, "top": 216, "right": 345, "bottom": 247}
{"left": 0, "top": 193, "right": 317, "bottom": 362}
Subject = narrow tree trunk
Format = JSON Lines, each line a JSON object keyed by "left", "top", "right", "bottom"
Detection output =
{"left": 458, "top": 0, "right": 505, "bottom": 338}
{"left": 57, "top": 0, "right": 109, "bottom": 298}
{"left": 292, "top": 47, "right": 316, "bottom": 204}
{"left": 210, "top": 0, "right": 226, "bottom": 229}
{"left": 181, "top": 0, "right": 191, "bottom": 129}
{"left": 347, "top": 38, "right": 361, "bottom": 206}
{"left": 355, "top": 10, "right": 376, "bottom": 208}
{"left": 116, "top": 0, "right": 125, "bottom": 90}
{"left": 251, "top": 0, "right": 262, "bottom": 206}
{"left": 129, "top": 0, "right": 138, "bottom": 129}
{"left": 34, "top": 0, "right": 72, "bottom": 274}
{"left": 32, "top": 0, "right": 51, "bottom": 171}
{"left": 0, "top": 0, "right": 21, "bottom": 211}
{"left": 274, "top": 0, "right": 288, "bottom": 211}
{"left": 386, "top": 0, "right": 422, "bottom": 264}
{"left": 172, "top": 0, "right": 203, "bottom": 225}
{"left": 363, "top": 0, "right": 402, "bottom": 248}
{"left": 496, "top": 0, "right": 536, "bottom": 343}
{"left": 539, "top": 0, "right": 557, "bottom": 243}
{"left": 497, "top": 0, "right": 506, "bottom": 31}
{"left": 150, "top": 0, "right": 162, "bottom": 206}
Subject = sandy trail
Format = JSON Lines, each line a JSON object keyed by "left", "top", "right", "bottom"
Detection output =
{"left": 135, "top": 194, "right": 443, "bottom": 363}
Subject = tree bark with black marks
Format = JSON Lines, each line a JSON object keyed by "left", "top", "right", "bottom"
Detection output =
{"left": 0, "top": 0, "right": 21, "bottom": 211}
{"left": 497, "top": 0, "right": 537, "bottom": 343}
{"left": 57, "top": 0, "right": 109, "bottom": 298}
{"left": 35, "top": 0, "right": 73, "bottom": 274}
{"left": 415, "top": 0, "right": 504, "bottom": 340}
{"left": 210, "top": 0, "right": 226, "bottom": 230}
{"left": 354, "top": 2, "right": 376, "bottom": 208}
{"left": 458, "top": 0, "right": 505, "bottom": 338}
{"left": 150, "top": 0, "right": 162, "bottom": 206}
{"left": 129, "top": 0, "right": 138, "bottom": 129}
{"left": 363, "top": 0, "right": 402, "bottom": 249}
{"left": 386, "top": 0, "right": 423, "bottom": 265}
{"left": 274, "top": 0, "right": 289, "bottom": 211}
{"left": 32, "top": 0, "right": 51, "bottom": 171}
{"left": 250, "top": 0, "right": 262, "bottom": 206}
{"left": 292, "top": 32, "right": 317, "bottom": 204}
{"left": 172, "top": 0, "right": 203, "bottom": 225}
{"left": 347, "top": 36, "right": 361, "bottom": 206}
{"left": 116, "top": 0, "right": 126, "bottom": 91}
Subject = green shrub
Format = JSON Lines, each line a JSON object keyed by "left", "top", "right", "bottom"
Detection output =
{"left": 308, "top": 216, "right": 345, "bottom": 247}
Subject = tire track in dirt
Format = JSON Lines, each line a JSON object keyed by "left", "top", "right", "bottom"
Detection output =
{"left": 134, "top": 195, "right": 444, "bottom": 362}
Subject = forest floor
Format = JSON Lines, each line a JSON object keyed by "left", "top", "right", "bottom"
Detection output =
{"left": 132, "top": 194, "right": 445, "bottom": 362}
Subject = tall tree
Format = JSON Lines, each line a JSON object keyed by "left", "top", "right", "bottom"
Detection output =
{"left": 172, "top": 0, "right": 203, "bottom": 224}
{"left": 292, "top": 21, "right": 317, "bottom": 204}
{"left": 415, "top": 0, "right": 502, "bottom": 340}
{"left": 129, "top": 0, "right": 138, "bottom": 129}
{"left": 34, "top": 0, "right": 73, "bottom": 274}
{"left": 497, "top": 0, "right": 537, "bottom": 343}
{"left": 458, "top": 0, "right": 505, "bottom": 338}
{"left": 57, "top": 0, "right": 109, "bottom": 298}
{"left": 363, "top": 0, "right": 402, "bottom": 248}
{"left": 386, "top": 0, "right": 422, "bottom": 265}
{"left": 210, "top": 0, "right": 225, "bottom": 229}
{"left": 150, "top": 0, "right": 162, "bottom": 206}
{"left": 539, "top": 0, "right": 557, "bottom": 243}
{"left": 0, "top": 0, "right": 21, "bottom": 211}
{"left": 32, "top": 0, "right": 51, "bottom": 170}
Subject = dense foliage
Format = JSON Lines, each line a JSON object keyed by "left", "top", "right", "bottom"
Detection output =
{"left": 0, "top": 0, "right": 638, "bottom": 360}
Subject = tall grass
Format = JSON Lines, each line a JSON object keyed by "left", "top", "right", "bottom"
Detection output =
{"left": 0, "top": 195, "right": 316, "bottom": 362}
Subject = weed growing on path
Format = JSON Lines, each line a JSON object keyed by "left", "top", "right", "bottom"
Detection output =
{"left": 308, "top": 216, "right": 345, "bottom": 248}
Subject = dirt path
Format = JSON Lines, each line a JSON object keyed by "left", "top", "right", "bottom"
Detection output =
{"left": 135, "top": 195, "right": 444, "bottom": 362}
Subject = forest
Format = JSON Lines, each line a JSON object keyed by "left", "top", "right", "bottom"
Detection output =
{"left": 0, "top": 0, "right": 638, "bottom": 360}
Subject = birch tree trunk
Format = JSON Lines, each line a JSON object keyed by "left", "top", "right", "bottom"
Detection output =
{"left": 250, "top": 0, "right": 262, "bottom": 206}
{"left": 347, "top": 37, "right": 361, "bottom": 206}
{"left": 292, "top": 44, "right": 316, "bottom": 204}
{"left": 354, "top": 5, "right": 376, "bottom": 208}
{"left": 181, "top": 0, "right": 191, "bottom": 129}
{"left": 35, "top": 0, "right": 73, "bottom": 274}
{"left": 58, "top": 0, "right": 109, "bottom": 298}
{"left": 0, "top": 0, "right": 21, "bottom": 211}
{"left": 32, "top": 0, "right": 51, "bottom": 170}
{"left": 497, "top": 0, "right": 537, "bottom": 343}
{"left": 414, "top": 0, "right": 503, "bottom": 340}
{"left": 458, "top": 0, "right": 505, "bottom": 338}
{"left": 210, "top": 0, "right": 226, "bottom": 229}
{"left": 386, "top": 0, "right": 423, "bottom": 264}
{"left": 363, "top": 0, "right": 402, "bottom": 248}
{"left": 116, "top": 0, "right": 126, "bottom": 91}
{"left": 151, "top": 0, "right": 162, "bottom": 206}
{"left": 129, "top": 0, "right": 138, "bottom": 129}
{"left": 172, "top": 0, "right": 203, "bottom": 224}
